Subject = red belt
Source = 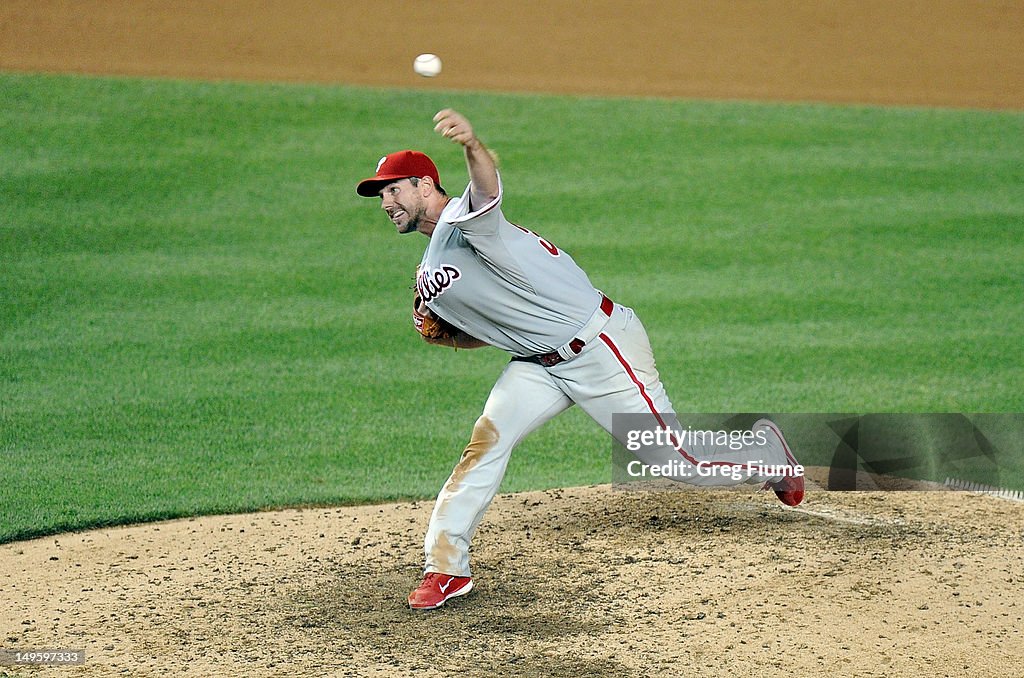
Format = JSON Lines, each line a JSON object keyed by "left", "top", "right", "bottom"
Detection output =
{"left": 516, "top": 295, "right": 615, "bottom": 368}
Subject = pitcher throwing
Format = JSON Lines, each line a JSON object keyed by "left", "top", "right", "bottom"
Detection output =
{"left": 356, "top": 109, "right": 804, "bottom": 610}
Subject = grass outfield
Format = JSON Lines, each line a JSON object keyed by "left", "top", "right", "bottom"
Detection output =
{"left": 2, "top": 73, "right": 1022, "bottom": 542}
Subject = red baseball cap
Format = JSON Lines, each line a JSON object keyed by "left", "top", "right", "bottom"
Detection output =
{"left": 356, "top": 150, "right": 442, "bottom": 197}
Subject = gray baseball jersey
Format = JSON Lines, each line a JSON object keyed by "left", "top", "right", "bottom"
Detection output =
{"left": 416, "top": 176, "right": 602, "bottom": 357}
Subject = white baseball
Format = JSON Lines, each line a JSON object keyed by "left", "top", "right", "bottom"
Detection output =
{"left": 413, "top": 53, "right": 442, "bottom": 78}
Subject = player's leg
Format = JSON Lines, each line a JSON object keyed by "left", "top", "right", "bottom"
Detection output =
{"left": 552, "top": 304, "right": 796, "bottom": 487}
{"left": 422, "top": 359, "right": 573, "bottom": 578}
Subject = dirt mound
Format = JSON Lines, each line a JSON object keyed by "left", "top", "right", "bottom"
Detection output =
{"left": 3, "top": 486, "right": 1022, "bottom": 677}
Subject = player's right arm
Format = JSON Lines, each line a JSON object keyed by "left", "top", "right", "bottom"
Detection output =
{"left": 433, "top": 109, "right": 498, "bottom": 210}
{"left": 431, "top": 109, "right": 538, "bottom": 292}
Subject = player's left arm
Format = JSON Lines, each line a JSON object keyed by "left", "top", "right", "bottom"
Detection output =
{"left": 433, "top": 109, "right": 498, "bottom": 210}
{"left": 413, "top": 298, "right": 489, "bottom": 349}
{"left": 425, "top": 327, "right": 489, "bottom": 350}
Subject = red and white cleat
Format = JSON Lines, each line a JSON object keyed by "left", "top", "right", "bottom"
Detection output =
{"left": 754, "top": 418, "right": 805, "bottom": 507}
{"left": 408, "top": 572, "right": 474, "bottom": 610}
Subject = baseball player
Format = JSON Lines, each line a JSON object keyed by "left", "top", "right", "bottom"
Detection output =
{"left": 356, "top": 109, "right": 804, "bottom": 611}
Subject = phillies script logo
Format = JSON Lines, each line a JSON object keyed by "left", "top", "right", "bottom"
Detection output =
{"left": 416, "top": 264, "right": 462, "bottom": 302}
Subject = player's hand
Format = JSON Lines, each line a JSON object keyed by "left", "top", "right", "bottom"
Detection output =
{"left": 414, "top": 300, "right": 433, "bottom": 322}
{"left": 433, "top": 109, "right": 477, "bottom": 147}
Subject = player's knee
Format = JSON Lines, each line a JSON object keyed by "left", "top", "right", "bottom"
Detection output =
{"left": 467, "top": 416, "right": 500, "bottom": 456}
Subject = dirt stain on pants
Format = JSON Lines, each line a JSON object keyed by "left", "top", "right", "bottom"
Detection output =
{"left": 430, "top": 416, "right": 500, "bottom": 573}
{"left": 443, "top": 416, "right": 499, "bottom": 495}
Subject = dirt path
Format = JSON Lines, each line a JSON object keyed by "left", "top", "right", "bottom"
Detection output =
{"left": 2, "top": 0, "right": 1022, "bottom": 109}
{"left": 2, "top": 3, "right": 1023, "bottom": 676}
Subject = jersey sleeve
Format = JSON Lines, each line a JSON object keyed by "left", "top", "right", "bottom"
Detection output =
{"left": 445, "top": 173, "right": 505, "bottom": 237}
{"left": 442, "top": 174, "right": 536, "bottom": 292}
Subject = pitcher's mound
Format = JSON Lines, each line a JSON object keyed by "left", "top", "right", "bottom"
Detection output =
{"left": 2, "top": 485, "right": 1022, "bottom": 677}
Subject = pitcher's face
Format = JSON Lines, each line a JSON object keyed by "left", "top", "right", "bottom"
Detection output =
{"left": 380, "top": 179, "right": 428, "bottom": 234}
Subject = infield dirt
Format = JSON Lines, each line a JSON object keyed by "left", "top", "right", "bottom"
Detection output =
{"left": 2, "top": 2, "right": 1023, "bottom": 677}
{"left": 2, "top": 0, "right": 1023, "bottom": 109}
{"left": 3, "top": 486, "right": 1023, "bottom": 677}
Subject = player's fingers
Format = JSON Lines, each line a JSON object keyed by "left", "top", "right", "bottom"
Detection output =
{"left": 432, "top": 108, "right": 456, "bottom": 123}
{"left": 433, "top": 115, "right": 457, "bottom": 134}
{"left": 433, "top": 111, "right": 459, "bottom": 128}
{"left": 434, "top": 110, "right": 470, "bottom": 133}
{"left": 435, "top": 122, "right": 471, "bottom": 144}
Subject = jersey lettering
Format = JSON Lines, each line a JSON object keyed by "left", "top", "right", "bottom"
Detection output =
{"left": 417, "top": 264, "right": 462, "bottom": 302}
{"left": 513, "top": 225, "right": 560, "bottom": 257}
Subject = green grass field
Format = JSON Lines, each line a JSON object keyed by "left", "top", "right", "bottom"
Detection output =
{"left": 2, "top": 72, "right": 1022, "bottom": 542}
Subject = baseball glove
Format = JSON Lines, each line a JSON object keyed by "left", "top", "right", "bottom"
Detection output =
{"left": 413, "top": 292, "right": 460, "bottom": 345}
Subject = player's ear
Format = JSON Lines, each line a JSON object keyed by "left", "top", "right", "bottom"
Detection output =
{"left": 419, "top": 175, "right": 436, "bottom": 196}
